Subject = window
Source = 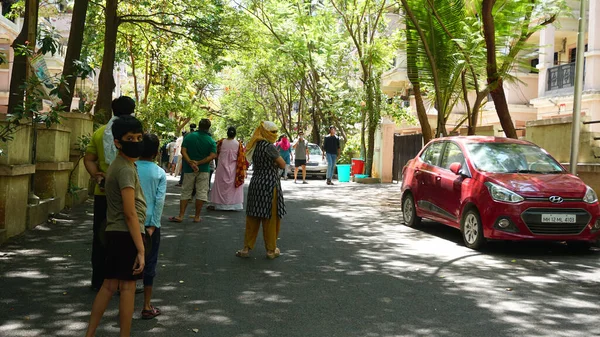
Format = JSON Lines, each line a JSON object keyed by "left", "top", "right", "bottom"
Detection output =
{"left": 570, "top": 44, "right": 589, "bottom": 63}
{"left": 440, "top": 143, "right": 465, "bottom": 170}
{"left": 530, "top": 58, "right": 539, "bottom": 73}
{"left": 554, "top": 52, "right": 559, "bottom": 65}
{"left": 420, "top": 142, "right": 444, "bottom": 166}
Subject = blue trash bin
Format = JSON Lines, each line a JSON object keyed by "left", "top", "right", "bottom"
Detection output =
{"left": 337, "top": 164, "right": 351, "bottom": 183}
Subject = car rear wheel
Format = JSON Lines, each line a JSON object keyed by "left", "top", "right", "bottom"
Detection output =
{"left": 402, "top": 193, "right": 421, "bottom": 227}
{"left": 461, "top": 209, "right": 486, "bottom": 250}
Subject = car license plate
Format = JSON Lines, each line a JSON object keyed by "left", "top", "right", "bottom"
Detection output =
{"left": 541, "top": 214, "right": 576, "bottom": 223}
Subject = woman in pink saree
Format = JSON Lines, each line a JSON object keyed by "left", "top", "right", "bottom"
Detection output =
{"left": 209, "top": 126, "right": 247, "bottom": 211}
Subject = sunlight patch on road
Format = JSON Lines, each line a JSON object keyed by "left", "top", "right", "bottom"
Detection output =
{"left": 13, "top": 249, "right": 47, "bottom": 256}
{"left": 262, "top": 270, "right": 282, "bottom": 277}
{"left": 5, "top": 270, "right": 49, "bottom": 279}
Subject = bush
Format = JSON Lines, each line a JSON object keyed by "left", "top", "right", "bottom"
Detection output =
{"left": 338, "top": 133, "right": 361, "bottom": 164}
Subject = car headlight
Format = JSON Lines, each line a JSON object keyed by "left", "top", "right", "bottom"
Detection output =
{"left": 485, "top": 182, "right": 524, "bottom": 203}
{"left": 583, "top": 186, "right": 598, "bottom": 204}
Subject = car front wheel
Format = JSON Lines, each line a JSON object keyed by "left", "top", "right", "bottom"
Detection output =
{"left": 402, "top": 193, "right": 421, "bottom": 227}
{"left": 461, "top": 209, "right": 486, "bottom": 250}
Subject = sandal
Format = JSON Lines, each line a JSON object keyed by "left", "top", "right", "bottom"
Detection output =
{"left": 235, "top": 250, "right": 250, "bottom": 258}
{"left": 266, "top": 248, "right": 281, "bottom": 260}
{"left": 168, "top": 216, "right": 183, "bottom": 223}
{"left": 141, "top": 306, "right": 161, "bottom": 320}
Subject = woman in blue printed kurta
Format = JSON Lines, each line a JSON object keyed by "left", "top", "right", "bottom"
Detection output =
{"left": 236, "top": 121, "right": 286, "bottom": 259}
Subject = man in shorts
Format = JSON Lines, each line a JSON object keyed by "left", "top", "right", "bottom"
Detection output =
{"left": 293, "top": 131, "right": 310, "bottom": 184}
{"left": 169, "top": 118, "right": 217, "bottom": 223}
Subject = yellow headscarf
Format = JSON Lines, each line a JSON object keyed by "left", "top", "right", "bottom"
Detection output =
{"left": 245, "top": 121, "right": 279, "bottom": 163}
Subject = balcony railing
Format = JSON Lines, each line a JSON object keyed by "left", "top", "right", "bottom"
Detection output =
{"left": 547, "top": 62, "right": 586, "bottom": 91}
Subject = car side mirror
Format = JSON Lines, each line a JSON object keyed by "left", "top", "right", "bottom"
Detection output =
{"left": 449, "top": 162, "right": 462, "bottom": 175}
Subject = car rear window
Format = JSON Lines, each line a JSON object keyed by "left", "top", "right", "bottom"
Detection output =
{"left": 308, "top": 144, "right": 322, "bottom": 156}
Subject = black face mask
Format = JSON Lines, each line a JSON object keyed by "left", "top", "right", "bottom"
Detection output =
{"left": 119, "top": 140, "right": 144, "bottom": 158}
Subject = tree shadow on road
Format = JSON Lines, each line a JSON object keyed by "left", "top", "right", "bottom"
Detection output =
{"left": 1, "top": 181, "right": 600, "bottom": 336}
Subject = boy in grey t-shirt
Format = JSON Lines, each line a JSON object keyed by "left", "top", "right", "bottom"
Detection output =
{"left": 292, "top": 131, "right": 310, "bottom": 184}
{"left": 85, "top": 115, "right": 147, "bottom": 337}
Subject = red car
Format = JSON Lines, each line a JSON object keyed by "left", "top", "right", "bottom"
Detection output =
{"left": 401, "top": 136, "right": 600, "bottom": 250}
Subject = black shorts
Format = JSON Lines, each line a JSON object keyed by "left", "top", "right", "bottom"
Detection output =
{"left": 104, "top": 231, "right": 144, "bottom": 281}
{"left": 295, "top": 159, "right": 307, "bottom": 167}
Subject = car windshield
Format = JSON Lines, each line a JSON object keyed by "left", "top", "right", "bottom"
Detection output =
{"left": 466, "top": 143, "right": 565, "bottom": 174}
{"left": 308, "top": 145, "right": 322, "bottom": 156}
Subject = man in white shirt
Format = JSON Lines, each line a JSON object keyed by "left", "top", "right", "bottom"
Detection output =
{"left": 174, "top": 132, "right": 185, "bottom": 179}
{"left": 167, "top": 138, "right": 177, "bottom": 174}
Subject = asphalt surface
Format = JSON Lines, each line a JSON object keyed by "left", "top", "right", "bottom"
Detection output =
{"left": 1, "top": 175, "right": 600, "bottom": 337}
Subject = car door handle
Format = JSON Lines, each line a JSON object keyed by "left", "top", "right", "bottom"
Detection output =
{"left": 436, "top": 176, "right": 441, "bottom": 181}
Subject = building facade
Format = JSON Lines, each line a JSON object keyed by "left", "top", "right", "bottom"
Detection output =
{"left": 383, "top": 0, "right": 599, "bottom": 138}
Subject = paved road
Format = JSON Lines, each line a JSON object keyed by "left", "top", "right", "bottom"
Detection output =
{"left": 1, "top": 176, "right": 600, "bottom": 337}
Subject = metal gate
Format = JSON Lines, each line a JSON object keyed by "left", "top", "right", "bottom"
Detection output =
{"left": 392, "top": 134, "right": 423, "bottom": 182}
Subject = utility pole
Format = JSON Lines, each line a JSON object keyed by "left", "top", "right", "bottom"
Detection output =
{"left": 569, "top": 0, "right": 588, "bottom": 175}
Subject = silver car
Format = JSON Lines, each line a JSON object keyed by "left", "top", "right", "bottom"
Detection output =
{"left": 289, "top": 143, "right": 328, "bottom": 178}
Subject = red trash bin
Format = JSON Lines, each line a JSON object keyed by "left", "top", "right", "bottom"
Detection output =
{"left": 351, "top": 158, "right": 365, "bottom": 176}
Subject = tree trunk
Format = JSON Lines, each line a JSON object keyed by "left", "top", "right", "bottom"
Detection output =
{"left": 58, "top": 0, "right": 89, "bottom": 112}
{"left": 307, "top": 70, "right": 323, "bottom": 146}
{"left": 489, "top": 81, "right": 516, "bottom": 137}
{"left": 297, "top": 77, "right": 305, "bottom": 135}
{"left": 481, "top": 0, "right": 517, "bottom": 138}
{"left": 461, "top": 70, "right": 474, "bottom": 135}
{"left": 310, "top": 107, "right": 320, "bottom": 146}
{"left": 405, "top": 23, "right": 433, "bottom": 143}
{"left": 176, "top": 117, "right": 191, "bottom": 135}
{"left": 93, "top": 0, "right": 119, "bottom": 124}
{"left": 287, "top": 91, "right": 293, "bottom": 135}
{"left": 413, "top": 84, "right": 433, "bottom": 143}
{"left": 435, "top": 101, "right": 446, "bottom": 137}
{"left": 127, "top": 37, "right": 139, "bottom": 103}
{"left": 143, "top": 45, "right": 150, "bottom": 104}
{"left": 360, "top": 103, "right": 366, "bottom": 158}
{"left": 366, "top": 74, "right": 382, "bottom": 177}
{"left": 364, "top": 75, "right": 376, "bottom": 177}
{"left": 468, "top": 92, "right": 487, "bottom": 135}
{"left": 7, "top": 0, "right": 38, "bottom": 115}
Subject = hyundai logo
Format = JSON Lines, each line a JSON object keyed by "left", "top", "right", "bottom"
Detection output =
{"left": 549, "top": 196, "right": 564, "bottom": 203}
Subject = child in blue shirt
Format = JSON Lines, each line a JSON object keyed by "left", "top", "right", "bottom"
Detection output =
{"left": 137, "top": 133, "right": 167, "bottom": 319}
